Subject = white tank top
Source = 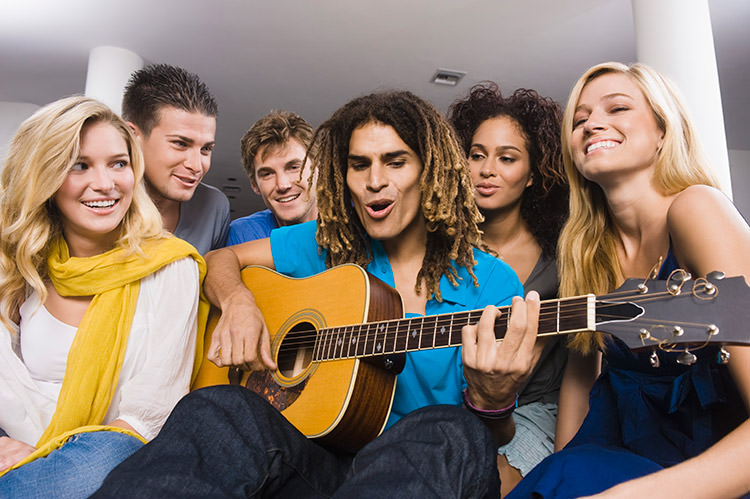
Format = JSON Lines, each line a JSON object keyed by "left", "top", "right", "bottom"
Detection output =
{"left": 18, "top": 293, "right": 77, "bottom": 402}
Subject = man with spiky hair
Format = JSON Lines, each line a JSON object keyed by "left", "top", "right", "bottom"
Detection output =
{"left": 96, "top": 91, "right": 541, "bottom": 497}
{"left": 122, "top": 63, "right": 229, "bottom": 254}
{"left": 228, "top": 110, "right": 317, "bottom": 244}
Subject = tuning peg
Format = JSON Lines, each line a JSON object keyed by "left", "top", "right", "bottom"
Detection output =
{"left": 706, "top": 271, "right": 725, "bottom": 281}
{"left": 649, "top": 350, "right": 660, "bottom": 368}
{"left": 676, "top": 348, "right": 697, "bottom": 366}
{"left": 717, "top": 346, "right": 730, "bottom": 365}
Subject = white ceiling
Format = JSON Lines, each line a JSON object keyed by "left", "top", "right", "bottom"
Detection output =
{"left": 1, "top": 0, "right": 748, "bottom": 218}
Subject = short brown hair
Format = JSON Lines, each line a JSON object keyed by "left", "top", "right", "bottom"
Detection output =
{"left": 122, "top": 64, "right": 217, "bottom": 136}
{"left": 240, "top": 111, "right": 313, "bottom": 186}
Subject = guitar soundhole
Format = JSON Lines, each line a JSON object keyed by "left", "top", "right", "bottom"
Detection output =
{"left": 277, "top": 321, "right": 315, "bottom": 378}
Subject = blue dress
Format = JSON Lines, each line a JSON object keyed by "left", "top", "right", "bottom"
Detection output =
{"left": 509, "top": 251, "right": 747, "bottom": 498}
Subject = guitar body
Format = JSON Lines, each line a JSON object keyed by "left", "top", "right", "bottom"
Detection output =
{"left": 193, "top": 264, "right": 404, "bottom": 453}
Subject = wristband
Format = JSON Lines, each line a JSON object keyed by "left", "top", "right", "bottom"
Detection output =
{"left": 463, "top": 389, "right": 518, "bottom": 420}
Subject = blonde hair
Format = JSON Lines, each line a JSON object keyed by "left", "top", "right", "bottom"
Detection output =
{"left": 0, "top": 96, "right": 164, "bottom": 330}
{"left": 557, "top": 62, "right": 721, "bottom": 352}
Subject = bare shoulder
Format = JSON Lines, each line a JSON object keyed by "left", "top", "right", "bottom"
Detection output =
{"left": 667, "top": 185, "right": 750, "bottom": 278}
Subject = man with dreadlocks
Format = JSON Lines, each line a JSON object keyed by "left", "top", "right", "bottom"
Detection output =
{"left": 94, "top": 91, "right": 541, "bottom": 498}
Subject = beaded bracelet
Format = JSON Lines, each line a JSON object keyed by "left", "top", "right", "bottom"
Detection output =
{"left": 462, "top": 389, "right": 518, "bottom": 420}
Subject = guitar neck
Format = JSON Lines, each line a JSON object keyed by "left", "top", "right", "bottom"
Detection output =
{"left": 313, "top": 295, "right": 594, "bottom": 362}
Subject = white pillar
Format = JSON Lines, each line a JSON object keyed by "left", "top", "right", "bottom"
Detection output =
{"left": 84, "top": 46, "right": 143, "bottom": 116}
{"left": 632, "top": 0, "right": 731, "bottom": 195}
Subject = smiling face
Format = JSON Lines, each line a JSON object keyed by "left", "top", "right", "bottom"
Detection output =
{"left": 135, "top": 106, "right": 216, "bottom": 204}
{"left": 252, "top": 138, "right": 317, "bottom": 226}
{"left": 570, "top": 72, "right": 664, "bottom": 187}
{"left": 469, "top": 116, "right": 533, "bottom": 215}
{"left": 54, "top": 121, "right": 135, "bottom": 257}
{"left": 346, "top": 122, "right": 426, "bottom": 249}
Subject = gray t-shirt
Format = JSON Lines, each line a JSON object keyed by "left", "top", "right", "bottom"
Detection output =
{"left": 174, "top": 182, "right": 230, "bottom": 254}
{"left": 517, "top": 254, "right": 568, "bottom": 406}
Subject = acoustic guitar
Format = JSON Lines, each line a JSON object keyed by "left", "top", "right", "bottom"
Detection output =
{"left": 192, "top": 264, "right": 750, "bottom": 452}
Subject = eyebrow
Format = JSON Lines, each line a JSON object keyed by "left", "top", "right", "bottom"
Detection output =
{"left": 575, "top": 92, "right": 635, "bottom": 113}
{"left": 471, "top": 143, "right": 521, "bottom": 154}
{"left": 167, "top": 134, "right": 216, "bottom": 148}
{"left": 348, "top": 149, "right": 412, "bottom": 163}
{"left": 76, "top": 153, "right": 129, "bottom": 161}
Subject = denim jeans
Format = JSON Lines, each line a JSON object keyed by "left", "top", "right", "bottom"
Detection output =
{"left": 94, "top": 385, "right": 501, "bottom": 498}
{"left": 0, "top": 430, "right": 143, "bottom": 498}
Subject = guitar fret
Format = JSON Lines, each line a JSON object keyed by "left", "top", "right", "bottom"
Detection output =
{"left": 433, "top": 316, "right": 449, "bottom": 348}
{"left": 373, "top": 321, "right": 385, "bottom": 355}
{"left": 384, "top": 320, "right": 398, "bottom": 353}
{"left": 447, "top": 314, "right": 455, "bottom": 347}
{"left": 406, "top": 317, "right": 420, "bottom": 351}
{"left": 450, "top": 311, "right": 469, "bottom": 346}
{"left": 558, "top": 297, "right": 589, "bottom": 333}
{"left": 346, "top": 325, "right": 360, "bottom": 359}
{"left": 431, "top": 315, "right": 438, "bottom": 349}
{"left": 331, "top": 327, "right": 346, "bottom": 359}
{"left": 324, "top": 326, "right": 337, "bottom": 361}
{"left": 394, "top": 318, "right": 408, "bottom": 353}
{"left": 538, "top": 302, "right": 560, "bottom": 339}
{"left": 418, "top": 316, "right": 431, "bottom": 349}
{"left": 356, "top": 322, "right": 369, "bottom": 356}
{"left": 313, "top": 326, "right": 325, "bottom": 361}
{"left": 339, "top": 325, "right": 349, "bottom": 359}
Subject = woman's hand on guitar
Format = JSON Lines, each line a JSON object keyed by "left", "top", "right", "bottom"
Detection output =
{"left": 207, "top": 287, "right": 277, "bottom": 371}
{"left": 0, "top": 436, "right": 35, "bottom": 472}
{"left": 461, "top": 291, "right": 540, "bottom": 410}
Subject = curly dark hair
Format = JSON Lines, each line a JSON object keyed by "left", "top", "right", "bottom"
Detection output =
{"left": 448, "top": 82, "right": 568, "bottom": 258}
{"left": 309, "top": 90, "right": 485, "bottom": 301}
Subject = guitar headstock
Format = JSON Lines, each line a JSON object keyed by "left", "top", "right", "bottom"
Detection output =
{"left": 595, "top": 270, "right": 750, "bottom": 360}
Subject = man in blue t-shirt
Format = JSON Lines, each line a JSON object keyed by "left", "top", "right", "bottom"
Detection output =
{"left": 96, "top": 91, "right": 542, "bottom": 498}
{"left": 228, "top": 111, "right": 317, "bottom": 245}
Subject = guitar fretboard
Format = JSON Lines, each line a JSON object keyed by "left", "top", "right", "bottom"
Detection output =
{"left": 312, "top": 296, "right": 592, "bottom": 361}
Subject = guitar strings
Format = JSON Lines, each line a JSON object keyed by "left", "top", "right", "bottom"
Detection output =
{"left": 271, "top": 288, "right": 718, "bottom": 358}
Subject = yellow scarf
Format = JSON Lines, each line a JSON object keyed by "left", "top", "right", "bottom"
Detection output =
{"left": 5, "top": 235, "right": 208, "bottom": 474}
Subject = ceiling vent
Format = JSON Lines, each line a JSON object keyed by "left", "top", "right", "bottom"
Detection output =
{"left": 430, "top": 68, "right": 467, "bottom": 86}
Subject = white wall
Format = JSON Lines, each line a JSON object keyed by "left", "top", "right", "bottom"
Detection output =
{"left": 1, "top": 101, "right": 40, "bottom": 166}
{"left": 729, "top": 149, "right": 750, "bottom": 222}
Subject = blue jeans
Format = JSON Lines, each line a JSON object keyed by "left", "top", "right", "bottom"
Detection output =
{"left": 94, "top": 385, "right": 501, "bottom": 498}
{"left": 0, "top": 430, "right": 143, "bottom": 498}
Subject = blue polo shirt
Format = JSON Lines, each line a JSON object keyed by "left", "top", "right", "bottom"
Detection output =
{"left": 270, "top": 220, "right": 523, "bottom": 427}
{"left": 228, "top": 209, "right": 278, "bottom": 245}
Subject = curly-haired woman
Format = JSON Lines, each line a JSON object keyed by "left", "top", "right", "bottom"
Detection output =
{"left": 449, "top": 83, "right": 569, "bottom": 494}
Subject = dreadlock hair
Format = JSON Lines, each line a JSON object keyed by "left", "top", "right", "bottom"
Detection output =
{"left": 122, "top": 64, "right": 218, "bottom": 135}
{"left": 448, "top": 82, "right": 568, "bottom": 259}
{"left": 309, "top": 90, "right": 485, "bottom": 301}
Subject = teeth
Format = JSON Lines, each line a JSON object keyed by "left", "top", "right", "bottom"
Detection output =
{"left": 277, "top": 194, "right": 299, "bottom": 203}
{"left": 83, "top": 200, "right": 116, "bottom": 208}
{"left": 587, "top": 140, "right": 618, "bottom": 154}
